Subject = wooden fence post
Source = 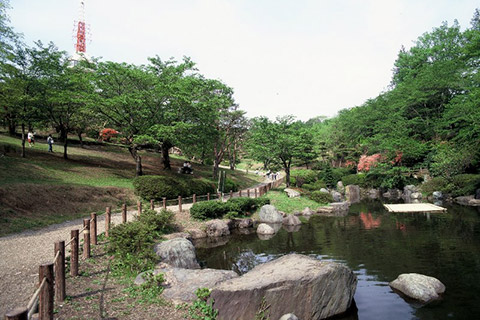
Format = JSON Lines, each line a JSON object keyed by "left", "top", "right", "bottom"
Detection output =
{"left": 247, "top": 189, "right": 250, "bottom": 197}
{"left": 122, "top": 203, "right": 127, "bottom": 223}
{"left": 178, "top": 196, "right": 182, "bottom": 212}
{"left": 90, "top": 213, "right": 97, "bottom": 246}
{"left": 150, "top": 199, "right": 154, "bottom": 210}
{"left": 193, "top": 194, "right": 196, "bottom": 204}
{"left": 39, "top": 263, "right": 54, "bottom": 320}
{"left": 162, "top": 197, "right": 166, "bottom": 210}
{"left": 137, "top": 201, "right": 142, "bottom": 216}
{"left": 83, "top": 219, "right": 90, "bottom": 259}
{"left": 207, "top": 193, "right": 210, "bottom": 201}
{"left": 255, "top": 188, "right": 258, "bottom": 198}
{"left": 70, "top": 230, "right": 79, "bottom": 277}
{"left": 105, "top": 206, "right": 111, "bottom": 237}
{"left": 4, "top": 308, "right": 28, "bottom": 320}
{"left": 54, "top": 241, "right": 65, "bottom": 302}
{"left": 239, "top": 190, "right": 242, "bottom": 197}
{"left": 230, "top": 190, "right": 233, "bottom": 199}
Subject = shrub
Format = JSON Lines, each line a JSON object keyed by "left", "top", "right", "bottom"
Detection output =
{"left": 451, "top": 174, "right": 480, "bottom": 197}
{"left": 342, "top": 174, "right": 367, "bottom": 187}
{"left": 309, "top": 191, "right": 333, "bottom": 204}
{"left": 137, "top": 209, "right": 174, "bottom": 234}
{"left": 223, "top": 178, "right": 239, "bottom": 192}
{"left": 226, "top": 197, "right": 256, "bottom": 213}
{"left": 421, "top": 176, "right": 453, "bottom": 195}
{"left": 331, "top": 167, "right": 355, "bottom": 185}
{"left": 290, "top": 169, "right": 318, "bottom": 187}
{"left": 302, "top": 180, "right": 327, "bottom": 191}
{"left": 108, "top": 220, "right": 157, "bottom": 273}
{"left": 133, "top": 175, "right": 216, "bottom": 200}
{"left": 190, "top": 201, "right": 226, "bottom": 220}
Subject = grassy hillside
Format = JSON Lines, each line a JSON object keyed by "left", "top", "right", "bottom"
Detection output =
{"left": 0, "top": 133, "right": 261, "bottom": 236}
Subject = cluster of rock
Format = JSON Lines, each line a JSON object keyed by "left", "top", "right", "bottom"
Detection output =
{"left": 140, "top": 235, "right": 358, "bottom": 319}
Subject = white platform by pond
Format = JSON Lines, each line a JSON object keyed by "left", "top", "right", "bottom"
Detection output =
{"left": 383, "top": 203, "right": 447, "bottom": 213}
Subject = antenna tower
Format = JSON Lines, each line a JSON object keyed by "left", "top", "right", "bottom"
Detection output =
{"left": 73, "top": 0, "right": 91, "bottom": 54}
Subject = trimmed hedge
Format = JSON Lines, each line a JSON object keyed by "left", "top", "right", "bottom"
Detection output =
{"left": 291, "top": 169, "right": 318, "bottom": 187}
{"left": 302, "top": 180, "right": 327, "bottom": 191}
{"left": 190, "top": 197, "right": 271, "bottom": 220}
{"left": 133, "top": 175, "right": 216, "bottom": 200}
{"left": 341, "top": 174, "right": 367, "bottom": 187}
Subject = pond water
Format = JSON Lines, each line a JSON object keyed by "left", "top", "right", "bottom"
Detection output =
{"left": 195, "top": 201, "right": 480, "bottom": 320}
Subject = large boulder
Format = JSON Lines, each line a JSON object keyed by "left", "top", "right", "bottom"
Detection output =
{"left": 389, "top": 273, "right": 446, "bottom": 303}
{"left": 154, "top": 238, "right": 200, "bottom": 269}
{"left": 283, "top": 214, "right": 302, "bottom": 226}
{"left": 257, "top": 223, "right": 275, "bottom": 235}
{"left": 135, "top": 267, "right": 238, "bottom": 303}
{"left": 330, "top": 201, "right": 350, "bottom": 212}
{"left": 186, "top": 228, "right": 207, "bottom": 240}
{"left": 284, "top": 188, "right": 300, "bottom": 198}
{"left": 345, "top": 185, "right": 360, "bottom": 204}
{"left": 205, "top": 219, "right": 230, "bottom": 238}
{"left": 211, "top": 254, "right": 357, "bottom": 320}
{"left": 259, "top": 205, "right": 283, "bottom": 223}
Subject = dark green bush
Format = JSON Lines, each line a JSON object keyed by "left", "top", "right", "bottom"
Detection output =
{"left": 137, "top": 209, "right": 174, "bottom": 234}
{"left": 133, "top": 175, "right": 216, "bottom": 200}
{"left": 291, "top": 169, "right": 318, "bottom": 187}
{"left": 190, "top": 198, "right": 271, "bottom": 220}
{"left": 342, "top": 174, "right": 367, "bottom": 187}
{"left": 302, "top": 180, "right": 327, "bottom": 191}
{"left": 451, "top": 174, "right": 480, "bottom": 197}
{"left": 331, "top": 167, "right": 355, "bottom": 185}
{"left": 223, "top": 178, "right": 239, "bottom": 192}
{"left": 309, "top": 191, "right": 334, "bottom": 204}
{"left": 420, "top": 176, "right": 453, "bottom": 195}
{"left": 190, "top": 201, "right": 226, "bottom": 220}
{"left": 108, "top": 209, "right": 175, "bottom": 273}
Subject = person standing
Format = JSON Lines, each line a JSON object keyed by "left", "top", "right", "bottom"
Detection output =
{"left": 27, "top": 131, "right": 35, "bottom": 147}
{"left": 47, "top": 134, "right": 54, "bottom": 152}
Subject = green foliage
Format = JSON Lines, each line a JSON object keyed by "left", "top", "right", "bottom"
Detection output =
{"left": 342, "top": 174, "right": 367, "bottom": 187}
{"left": 123, "top": 270, "right": 166, "bottom": 305}
{"left": 290, "top": 169, "right": 318, "bottom": 187}
{"left": 302, "top": 180, "right": 327, "bottom": 191}
{"left": 254, "top": 297, "right": 270, "bottom": 320}
{"left": 224, "top": 177, "right": 239, "bottom": 192}
{"left": 430, "top": 144, "right": 477, "bottom": 181}
{"left": 133, "top": 175, "right": 215, "bottom": 200}
{"left": 421, "top": 176, "right": 454, "bottom": 195}
{"left": 188, "top": 288, "right": 218, "bottom": 320}
{"left": 108, "top": 209, "right": 174, "bottom": 273}
{"left": 264, "top": 191, "right": 323, "bottom": 213}
{"left": 451, "top": 174, "right": 480, "bottom": 197}
{"left": 309, "top": 191, "right": 334, "bottom": 204}
{"left": 189, "top": 201, "right": 226, "bottom": 220}
{"left": 190, "top": 198, "right": 270, "bottom": 220}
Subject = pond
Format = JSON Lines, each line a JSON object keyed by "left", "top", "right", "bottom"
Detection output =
{"left": 195, "top": 201, "right": 480, "bottom": 320}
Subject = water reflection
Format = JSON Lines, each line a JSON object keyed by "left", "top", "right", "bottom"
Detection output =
{"left": 196, "top": 201, "right": 480, "bottom": 319}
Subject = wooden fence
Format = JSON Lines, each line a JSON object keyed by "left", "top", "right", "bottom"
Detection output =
{"left": 3, "top": 177, "right": 283, "bottom": 319}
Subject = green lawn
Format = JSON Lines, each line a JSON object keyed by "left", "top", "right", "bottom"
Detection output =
{"left": 263, "top": 190, "right": 325, "bottom": 213}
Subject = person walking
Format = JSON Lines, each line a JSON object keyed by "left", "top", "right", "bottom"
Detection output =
{"left": 47, "top": 134, "right": 54, "bottom": 152}
{"left": 27, "top": 131, "right": 35, "bottom": 147}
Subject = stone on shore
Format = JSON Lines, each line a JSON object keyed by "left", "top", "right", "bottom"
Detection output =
{"left": 302, "top": 207, "right": 314, "bottom": 216}
{"left": 389, "top": 273, "right": 446, "bottom": 303}
{"left": 284, "top": 188, "right": 300, "bottom": 198}
{"left": 257, "top": 223, "right": 275, "bottom": 235}
{"left": 259, "top": 205, "right": 283, "bottom": 223}
{"left": 211, "top": 253, "right": 357, "bottom": 320}
{"left": 135, "top": 267, "right": 238, "bottom": 303}
{"left": 154, "top": 238, "right": 200, "bottom": 269}
{"left": 345, "top": 185, "right": 360, "bottom": 204}
{"left": 186, "top": 228, "right": 207, "bottom": 239}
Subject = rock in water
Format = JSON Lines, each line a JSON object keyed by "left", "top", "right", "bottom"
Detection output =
{"left": 283, "top": 214, "right": 301, "bottom": 226}
{"left": 205, "top": 219, "right": 230, "bottom": 237}
{"left": 259, "top": 205, "right": 283, "bottom": 223}
{"left": 154, "top": 238, "right": 200, "bottom": 269}
{"left": 389, "top": 273, "right": 446, "bottom": 303}
{"left": 256, "top": 223, "right": 275, "bottom": 235}
{"left": 211, "top": 254, "right": 357, "bottom": 320}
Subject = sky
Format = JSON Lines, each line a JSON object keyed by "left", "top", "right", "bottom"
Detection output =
{"left": 7, "top": 0, "right": 479, "bottom": 121}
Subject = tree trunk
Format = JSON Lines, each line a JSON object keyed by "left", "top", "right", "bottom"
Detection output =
{"left": 59, "top": 127, "right": 67, "bottom": 143}
{"left": 285, "top": 166, "right": 291, "bottom": 187}
{"left": 8, "top": 119, "right": 16, "bottom": 136}
{"left": 129, "top": 146, "right": 143, "bottom": 177}
{"left": 63, "top": 138, "right": 68, "bottom": 160}
{"left": 213, "top": 157, "right": 221, "bottom": 180}
{"left": 78, "top": 131, "right": 84, "bottom": 148}
{"left": 161, "top": 141, "right": 172, "bottom": 170}
{"left": 21, "top": 123, "right": 26, "bottom": 158}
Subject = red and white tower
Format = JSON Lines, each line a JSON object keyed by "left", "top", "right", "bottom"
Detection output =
{"left": 71, "top": 0, "right": 91, "bottom": 65}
